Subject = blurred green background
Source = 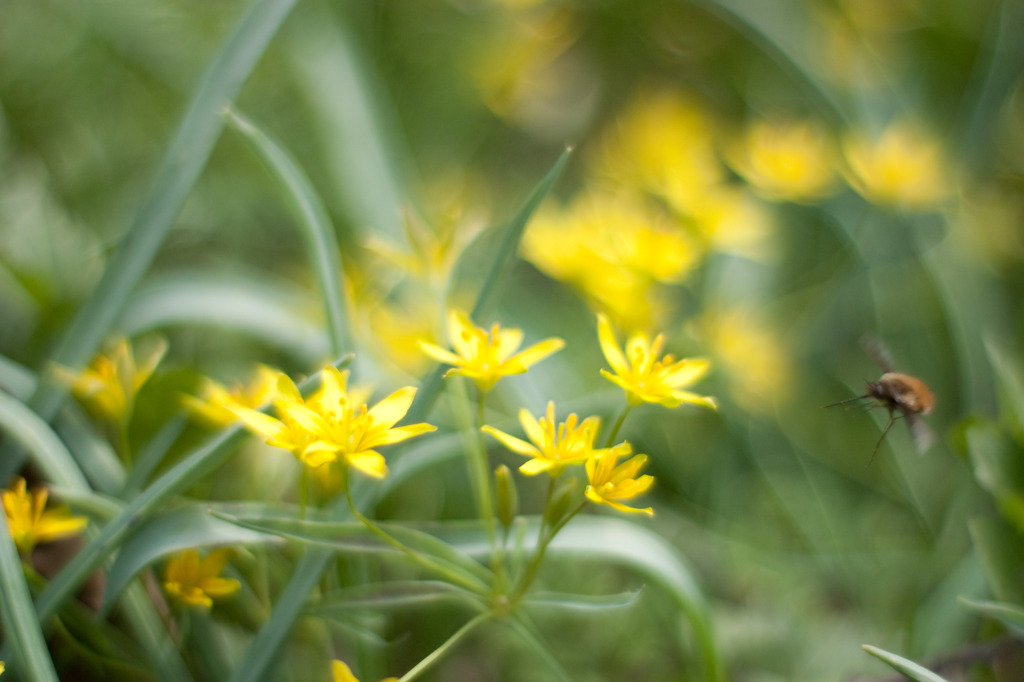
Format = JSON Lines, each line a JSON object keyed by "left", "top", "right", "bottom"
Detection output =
{"left": 3, "top": 0, "right": 1024, "bottom": 680}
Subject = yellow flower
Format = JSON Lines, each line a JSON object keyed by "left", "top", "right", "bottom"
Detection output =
{"left": 279, "top": 366, "right": 436, "bottom": 480}
{"left": 2, "top": 477, "right": 87, "bottom": 555}
{"left": 728, "top": 120, "right": 839, "bottom": 203}
{"left": 419, "top": 310, "right": 564, "bottom": 393}
{"left": 228, "top": 371, "right": 330, "bottom": 470}
{"left": 597, "top": 314, "right": 716, "bottom": 409}
{"left": 184, "top": 364, "right": 281, "bottom": 428}
{"left": 332, "top": 659, "right": 398, "bottom": 682}
{"left": 0, "top": 660, "right": 4, "bottom": 677}
{"left": 54, "top": 337, "right": 167, "bottom": 424}
{"left": 842, "top": 120, "right": 952, "bottom": 210}
{"left": 701, "top": 307, "right": 791, "bottom": 412}
{"left": 483, "top": 402, "right": 625, "bottom": 477}
{"left": 163, "top": 548, "right": 240, "bottom": 611}
{"left": 585, "top": 447, "right": 655, "bottom": 516}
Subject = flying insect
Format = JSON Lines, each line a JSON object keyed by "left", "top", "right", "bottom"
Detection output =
{"left": 826, "top": 337, "right": 935, "bottom": 461}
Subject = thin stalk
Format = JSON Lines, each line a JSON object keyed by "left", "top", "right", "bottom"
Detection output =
{"left": 397, "top": 611, "right": 493, "bottom": 682}
{"left": 604, "top": 404, "right": 632, "bottom": 448}
{"left": 343, "top": 486, "right": 485, "bottom": 595}
{"left": 508, "top": 488, "right": 587, "bottom": 605}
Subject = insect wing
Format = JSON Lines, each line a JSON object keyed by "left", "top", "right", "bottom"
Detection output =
{"left": 861, "top": 335, "right": 895, "bottom": 373}
{"left": 904, "top": 410, "right": 935, "bottom": 453}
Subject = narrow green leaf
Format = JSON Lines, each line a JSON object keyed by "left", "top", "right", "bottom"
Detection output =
{"left": 226, "top": 108, "right": 351, "bottom": 357}
{"left": 969, "top": 516, "right": 1024, "bottom": 605}
{"left": 33, "top": 365, "right": 340, "bottom": 625}
{"left": 119, "top": 582, "right": 195, "bottom": 682}
{"left": 959, "top": 597, "right": 1024, "bottom": 636}
{"left": 861, "top": 645, "right": 952, "bottom": 682}
{"left": 0, "top": 390, "right": 89, "bottom": 491}
{"left": 505, "top": 613, "right": 575, "bottom": 682}
{"left": 0, "top": 353, "right": 35, "bottom": 398}
{"left": 310, "top": 580, "right": 479, "bottom": 616}
{"left": 0, "top": 0, "right": 302, "bottom": 484}
{"left": 985, "top": 339, "right": 1024, "bottom": 439}
{"left": 965, "top": 421, "right": 1024, "bottom": 531}
{"left": 118, "top": 272, "right": 328, "bottom": 362}
{"left": 524, "top": 587, "right": 644, "bottom": 613}
{"left": 0, "top": 508, "right": 60, "bottom": 682}
{"left": 103, "top": 505, "right": 281, "bottom": 611}
{"left": 214, "top": 510, "right": 492, "bottom": 592}
{"left": 470, "top": 146, "right": 573, "bottom": 323}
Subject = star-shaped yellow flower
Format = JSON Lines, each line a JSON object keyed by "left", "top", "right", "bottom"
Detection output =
{"left": 419, "top": 310, "right": 564, "bottom": 393}
{"left": 269, "top": 366, "right": 435, "bottom": 480}
{"left": 482, "top": 402, "right": 625, "bottom": 477}
{"left": 2, "top": 477, "right": 88, "bottom": 555}
{"left": 597, "top": 314, "right": 716, "bottom": 409}
{"left": 184, "top": 364, "right": 281, "bottom": 428}
{"left": 332, "top": 659, "right": 398, "bottom": 682}
{"left": 163, "top": 548, "right": 241, "bottom": 611}
{"left": 585, "top": 448, "right": 655, "bottom": 516}
{"left": 53, "top": 337, "right": 167, "bottom": 424}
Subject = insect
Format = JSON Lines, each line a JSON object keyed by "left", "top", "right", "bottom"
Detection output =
{"left": 826, "top": 337, "right": 936, "bottom": 461}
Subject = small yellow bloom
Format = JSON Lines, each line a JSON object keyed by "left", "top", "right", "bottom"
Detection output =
{"left": 483, "top": 402, "right": 624, "bottom": 477}
{"left": 419, "top": 310, "right": 564, "bottom": 393}
{"left": 585, "top": 448, "right": 655, "bottom": 516}
{"left": 597, "top": 314, "right": 716, "bottom": 409}
{"left": 842, "top": 120, "right": 952, "bottom": 210}
{"left": 332, "top": 659, "right": 398, "bottom": 682}
{"left": 184, "top": 365, "right": 281, "bottom": 428}
{"left": 281, "top": 367, "right": 436, "bottom": 480}
{"left": 2, "top": 477, "right": 87, "bottom": 555}
{"left": 54, "top": 337, "right": 167, "bottom": 424}
{"left": 0, "top": 660, "right": 4, "bottom": 677}
{"left": 163, "top": 548, "right": 241, "bottom": 611}
{"left": 728, "top": 120, "right": 839, "bottom": 203}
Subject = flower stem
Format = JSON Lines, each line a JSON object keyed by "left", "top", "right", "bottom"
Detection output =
{"left": 397, "top": 611, "right": 492, "bottom": 682}
{"left": 508, "top": 490, "right": 586, "bottom": 605}
{"left": 343, "top": 486, "right": 486, "bottom": 595}
{"left": 604, "top": 404, "right": 632, "bottom": 448}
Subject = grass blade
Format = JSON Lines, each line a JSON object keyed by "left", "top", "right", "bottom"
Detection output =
{"left": 0, "top": 390, "right": 89, "bottom": 490}
{"left": 0, "top": 0, "right": 301, "bottom": 484}
{"left": 0, "top": 513, "right": 60, "bottom": 682}
{"left": 226, "top": 108, "right": 352, "bottom": 357}
{"left": 861, "top": 645, "right": 952, "bottom": 682}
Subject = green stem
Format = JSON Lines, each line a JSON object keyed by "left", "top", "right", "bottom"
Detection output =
{"left": 604, "top": 404, "right": 632, "bottom": 448}
{"left": 344, "top": 486, "right": 485, "bottom": 595}
{"left": 298, "top": 466, "right": 309, "bottom": 520}
{"left": 509, "top": 490, "right": 586, "bottom": 605}
{"left": 397, "top": 611, "right": 493, "bottom": 682}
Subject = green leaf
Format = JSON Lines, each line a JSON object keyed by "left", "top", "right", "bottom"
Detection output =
{"left": 0, "top": 389, "right": 89, "bottom": 491}
{"left": 102, "top": 504, "right": 281, "bottom": 611}
{"left": 969, "top": 516, "right": 1024, "bottom": 604}
{"left": 309, "top": 580, "right": 477, "bottom": 616}
{"left": 118, "top": 271, "right": 328, "bottom": 362}
{"left": 524, "top": 587, "right": 644, "bottom": 613}
{"left": 505, "top": 613, "right": 575, "bottom": 682}
{"left": 0, "top": 505, "right": 60, "bottom": 682}
{"left": 861, "top": 645, "right": 952, "bottom": 682}
{"left": 226, "top": 108, "right": 351, "bottom": 358}
{"left": 986, "top": 339, "right": 1024, "bottom": 440}
{"left": 0, "top": 0, "right": 302, "bottom": 485}
{"left": 213, "top": 508, "right": 493, "bottom": 593}
{"left": 965, "top": 421, "right": 1024, "bottom": 531}
{"left": 959, "top": 597, "right": 1024, "bottom": 636}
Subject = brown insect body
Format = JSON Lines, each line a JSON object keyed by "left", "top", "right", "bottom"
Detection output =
{"left": 827, "top": 339, "right": 937, "bottom": 460}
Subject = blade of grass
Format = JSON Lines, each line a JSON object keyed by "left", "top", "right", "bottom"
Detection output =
{"left": 0, "top": 512, "right": 60, "bottom": 682}
{"left": 0, "top": 0, "right": 301, "bottom": 484}
{"left": 0, "top": 390, "right": 89, "bottom": 491}
{"left": 861, "top": 645, "right": 952, "bottom": 682}
{"left": 30, "top": 363, "right": 343, "bottom": 626}
{"left": 226, "top": 108, "right": 351, "bottom": 358}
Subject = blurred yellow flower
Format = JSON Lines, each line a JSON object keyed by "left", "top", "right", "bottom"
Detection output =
{"left": 332, "top": 659, "right": 398, "bottom": 682}
{"left": 163, "top": 548, "right": 240, "bottom": 611}
{"left": 689, "top": 187, "right": 775, "bottom": 261}
{"left": 228, "top": 371, "right": 329, "bottom": 470}
{"left": 483, "top": 401, "right": 624, "bottom": 477}
{"left": 54, "top": 336, "right": 166, "bottom": 424}
{"left": 701, "top": 307, "right": 791, "bottom": 412}
{"left": 728, "top": 120, "right": 839, "bottom": 203}
{"left": 842, "top": 121, "right": 952, "bottom": 210}
{"left": 584, "top": 448, "right": 654, "bottom": 516}
{"left": 281, "top": 367, "right": 435, "bottom": 480}
{"left": 184, "top": 364, "right": 281, "bottom": 428}
{"left": 0, "top": 660, "right": 4, "bottom": 677}
{"left": 2, "top": 477, "right": 87, "bottom": 556}
{"left": 419, "top": 309, "right": 564, "bottom": 393}
{"left": 596, "top": 90, "right": 722, "bottom": 209}
{"left": 598, "top": 314, "right": 716, "bottom": 409}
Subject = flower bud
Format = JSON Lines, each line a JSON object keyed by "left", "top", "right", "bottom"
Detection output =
{"left": 494, "top": 464, "right": 518, "bottom": 529}
{"left": 544, "top": 476, "right": 579, "bottom": 527}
